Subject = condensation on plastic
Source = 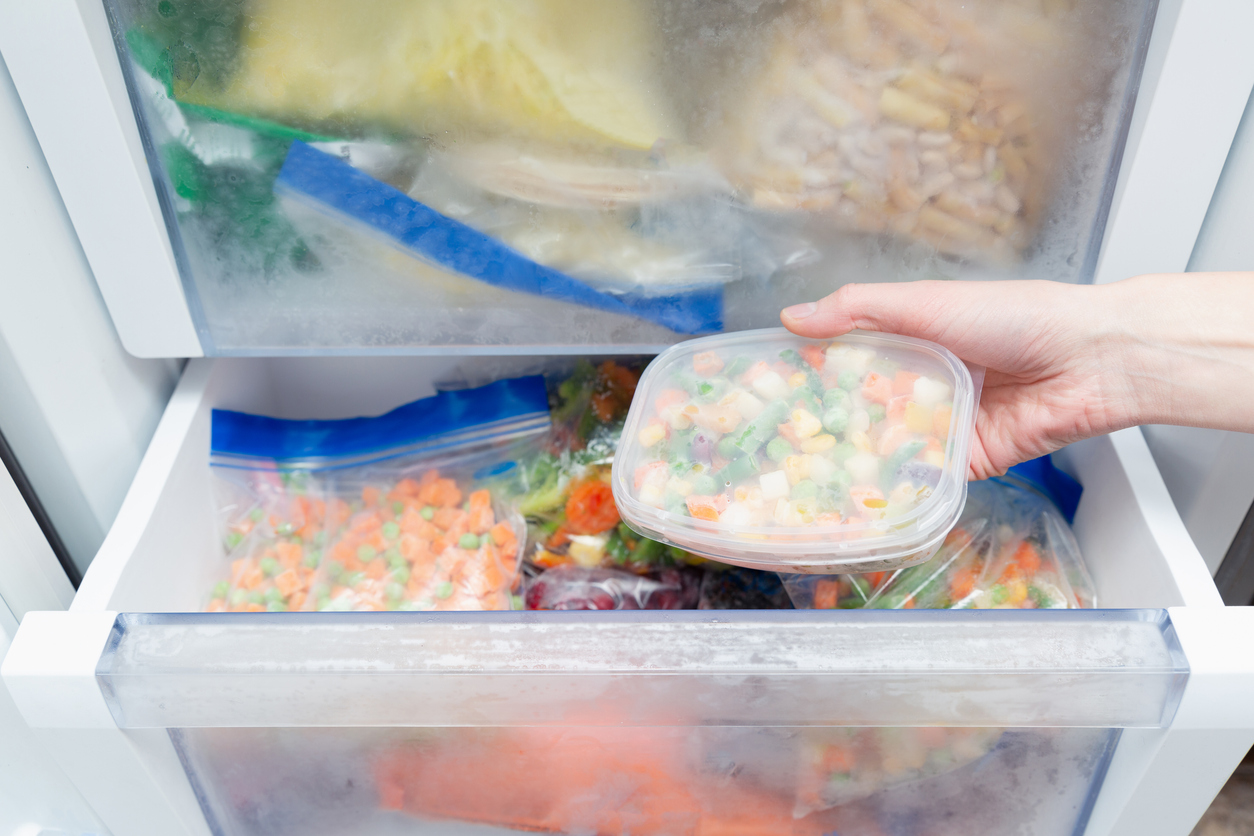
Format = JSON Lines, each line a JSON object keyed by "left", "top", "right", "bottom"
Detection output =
{"left": 96, "top": 610, "right": 1187, "bottom": 730}
{"left": 783, "top": 476, "right": 1097, "bottom": 610}
{"left": 613, "top": 328, "right": 976, "bottom": 572}
{"left": 103, "top": 0, "right": 1157, "bottom": 354}
{"left": 165, "top": 725, "right": 1119, "bottom": 836}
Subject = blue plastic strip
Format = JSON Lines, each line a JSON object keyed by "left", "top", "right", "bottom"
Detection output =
{"left": 1003, "top": 455, "right": 1084, "bottom": 525}
{"left": 211, "top": 375, "right": 549, "bottom": 463}
{"left": 275, "top": 141, "right": 723, "bottom": 334}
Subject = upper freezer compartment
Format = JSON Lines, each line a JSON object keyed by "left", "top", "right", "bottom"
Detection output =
{"left": 100, "top": 0, "right": 1157, "bottom": 355}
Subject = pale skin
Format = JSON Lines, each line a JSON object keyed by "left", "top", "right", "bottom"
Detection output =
{"left": 781, "top": 273, "right": 1254, "bottom": 481}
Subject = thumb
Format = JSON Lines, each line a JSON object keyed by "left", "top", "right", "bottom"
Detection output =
{"left": 781, "top": 281, "right": 964, "bottom": 342}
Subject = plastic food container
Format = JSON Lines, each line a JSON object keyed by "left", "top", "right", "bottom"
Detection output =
{"left": 613, "top": 328, "right": 976, "bottom": 572}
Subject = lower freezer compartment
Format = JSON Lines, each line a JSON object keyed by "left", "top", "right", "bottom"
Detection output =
{"left": 173, "top": 725, "right": 1119, "bottom": 836}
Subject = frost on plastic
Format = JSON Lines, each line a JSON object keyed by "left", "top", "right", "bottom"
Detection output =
{"left": 783, "top": 475, "right": 1097, "bottom": 610}
{"left": 171, "top": 724, "right": 1117, "bottom": 835}
{"left": 108, "top": 0, "right": 1154, "bottom": 352}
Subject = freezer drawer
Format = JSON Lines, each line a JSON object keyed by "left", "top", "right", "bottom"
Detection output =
{"left": 4, "top": 357, "right": 1252, "bottom": 836}
{"left": 5, "top": 0, "right": 1160, "bottom": 356}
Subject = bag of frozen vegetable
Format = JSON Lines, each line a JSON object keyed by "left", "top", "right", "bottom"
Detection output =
{"left": 525, "top": 565, "right": 702, "bottom": 610}
{"left": 205, "top": 376, "right": 551, "bottom": 612}
{"left": 782, "top": 469, "right": 1096, "bottom": 610}
{"left": 519, "top": 358, "right": 710, "bottom": 574}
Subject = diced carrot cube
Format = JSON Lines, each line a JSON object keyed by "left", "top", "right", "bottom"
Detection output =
{"left": 389, "top": 478, "right": 421, "bottom": 501}
{"left": 276, "top": 541, "right": 302, "bottom": 569}
{"left": 468, "top": 490, "right": 492, "bottom": 513}
{"left": 490, "top": 521, "right": 518, "bottom": 555}
{"left": 274, "top": 569, "right": 301, "bottom": 597}
{"left": 693, "top": 351, "right": 725, "bottom": 377}
{"left": 799, "top": 344, "right": 825, "bottom": 372}
{"left": 362, "top": 486, "right": 382, "bottom": 507}
{"left": 1013, "top": 541, "right": 1042, "bottom": 576}
{"left": 892, "top": 371, "right": 919, "bottom": 396}
{"left": 814, "top": 579, "right": 841, "bottom": 610}
{"left": 433, "top": 507, "right": 462, "bottom": 531}
{"left": 365, "top": 558, "right": 388, "bottom": 580}
{"left": 654, "top": 389, "right": 689, "bottom": 412}
{"left": 822, "top": 744, "right": 857, "bottom": 772}
{"left": 287, "top": 591, "right": 307, "bottom": 612}
{"left": 686, "top": 494, "right": 729, "bottom": 521}
{"left": 886, "top": 395, "right": 910, "bottom": 424}
{"left": 205, "top": 599, "right": 226, "bottom": 613}
{"left": 861, "top": 372, "right": 893, "bottom": 405}
{"left": 240, "top": 565, "right": 265, "bottom": 590}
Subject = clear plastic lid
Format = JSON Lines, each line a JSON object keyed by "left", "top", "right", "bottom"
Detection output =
{"left": 613, "top": 328, "right": 976, "bottom": 572}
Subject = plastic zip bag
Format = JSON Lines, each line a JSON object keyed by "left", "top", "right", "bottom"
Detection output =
{"left": 781, "top": 471, "right": 1096, "bottom": 611}
{"left": 524, "top": 565, "right": 702, "bottom": 610}
{"left": 206, "top": 376, "right": 550, "bottom": 612}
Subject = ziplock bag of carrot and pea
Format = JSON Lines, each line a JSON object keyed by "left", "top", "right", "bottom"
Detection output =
{"left": 205, "top": 376, "right": 550, "bottom": 613}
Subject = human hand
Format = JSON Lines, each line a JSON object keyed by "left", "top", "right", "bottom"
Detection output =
{"left": 780, "top": 274, "right": 1254, "bottom": 479}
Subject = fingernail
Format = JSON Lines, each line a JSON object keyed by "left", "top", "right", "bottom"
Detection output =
{"left": 783, "top": 302, "right": 817, "bottom": 320}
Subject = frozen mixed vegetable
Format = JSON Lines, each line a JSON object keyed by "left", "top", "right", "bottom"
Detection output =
{"left": 525, "top": 566, "right": 702, "bottom": 611}
{"left": 783, "top": 474, "right": 1095, "bottom": 610}
{"left": 615, "top": 329, "right": 974, "bottom": 570}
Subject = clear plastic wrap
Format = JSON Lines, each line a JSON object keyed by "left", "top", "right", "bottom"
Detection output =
{"left": 206, "top": 377, "right": 550, "bottom": 612}
{"left": 613, "top": 328, "right": 977, "bottom": 572}
{"left": 782, "top": 473, "right": 1096, "bottom": 610}
{"left": 524, "top": 565, "right": 702, "bottom": 610}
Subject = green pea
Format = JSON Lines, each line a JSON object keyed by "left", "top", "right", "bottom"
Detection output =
{"left": 264, "top": 587, "right": 284, "bottom": 604}
{"left": 822, "top": 407, "right": 849, "bottom": 435}
{"left": 868, "top": 404, "right": 886, "bottom": 424}
{"left": 385, "top": 582, "right": 406, "bottom": 602}
{"left": 391, "top": 565, "right": 411, "bottom": 584}
{"left": 393, "top": 501, "right": 404, "bottom": 515}
{"left": 229, "top": 589, "right": 247, "bottom": 607}
{"left": 990, "top": 584, "right": 1009, "bottom": 605}
{"left": 691, "top": 474, "right": 718, "bottom": 496}
{"left": 343, "top": 571, "right": 366, "bottom": 588}
{"left": 382, "top": 521, "right": 401, "bottom": 541}
{"left": 766, "top": 436, "right": 794, "bottom": 463}
{"left": 420, "top": 506, "right": 435, "bottom": 521}
{"left": 463, "top": 501, "right": 471, "bottom": 512}
{"left": 313, "top": 531, "right": 325, "bottom": 546}
{"left": 311, "top": 583, "right": 330, "bottom": 598}
{"left": 386, "top": 547, "right": 405, "bottom": 567}
{"left": 267, "top": 601, "right": 287, "bottom": 612}
{"left": 791, "top": 480, "right": 819, "bottom": 500}
{"left": 324, "top": 559, "right": 343, "bottom": 580}
{"left": 481, "top": 532, "right": 494, "bottom": 546}
{"left": 436, "top": 581, "right": 454, "bottom": 600}
{"left": 316, "top": 594, "right": 332, "bottom": 611}
{"left": 511, "top": 595, "right": 526, "bottom": 611}
{"left": 357, "top": 544, "right": 377, "bottom": 562}
{"left": 303, "top": 549, "right": 322, "bottom": 569}
{"left": 249, "top": 508, "right": 264, "bottom": 523}
{"left": 212, "top": 581, "right": 230, "bottom": 600}
{"left": 225, "top": 531, "right": 243, "bottom": 550}
{"left": 275, "top": 522, "right": 295, "bottom": 537}
{"left": 831, "top": 441, "right": 858, "bottom": 464}
{"left": 248, "top": 590, "right": 265, "bottom": 605}
{"left": 259, "top": 557, "right": 279, "bottom": 577}
{"left": 837, "top": 370, "right": 860, "bottom": 391}
{"left": 823, "top": 388, "right": 852, "bottom": 411}
{"left": 458, "top": 533, "right": 480, "bottom": 550}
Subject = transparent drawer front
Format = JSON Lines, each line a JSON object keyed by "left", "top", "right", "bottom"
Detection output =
{"left": 99, "top": 611, "right": 1186, "bottom": 836}
{"left": 103, "top": 0, "right": 1156, "bottom": 354}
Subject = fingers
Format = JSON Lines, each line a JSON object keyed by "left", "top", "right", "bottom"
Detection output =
{"left": 782, "top": 281, "right": 981, "bottom": 341}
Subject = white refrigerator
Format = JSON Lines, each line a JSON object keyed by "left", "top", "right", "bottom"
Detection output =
{"left": 1, "top": 1, "right": 1254, "bottom": 834}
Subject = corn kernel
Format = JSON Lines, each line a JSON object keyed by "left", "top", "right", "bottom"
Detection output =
{"left": 791, "top": 409, "right": 823, "bottom": 438}
{"left": 924, "top": 449, "right": 946, "bottom": 468}
{"left": 784, "top": 455, "right": 810, "bottom": 485}
{"left": 905, "top": 401, "right": 934, "bottom": 434}
{"left": 850, "top": 431, "right": 874, "bottom": 453}
{"left": 788, "top": 371, "right": 808, "bottom": 389}
{"left": 801, "top": 433, "right": 837, "bottom": 454}
{"left": 638, "top": 422, "right": 667, "bottom": 447}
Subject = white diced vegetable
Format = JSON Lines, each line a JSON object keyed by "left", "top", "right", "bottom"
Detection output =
{"left": 723, "top": 389, "right": 766, "bottom": 421}
{"left": 808, "top": 454, "right": 837, "bottom": 485}
{"left": 913, "top": 376, "right": 952, "bottom": 408}
{"left": 825, "top": 344, "right": 875, "bottom": 374}
{"left": 845, "top": 452, "right": 881, "bottom": 485}
{"left": 752, "top": 370, "right": 790, "bottom": 401}
{"left": 760, "top": 470, "right": 791, "bottom": 500}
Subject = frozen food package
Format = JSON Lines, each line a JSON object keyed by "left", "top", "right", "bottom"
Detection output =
{"left": 782, "top": 470, "right": 1096, "bottom": 610}
{"left": 700, "top": 0, "right": 1111, "bottom": 264}
{"left": 274, "top": 141, "right": 725, "bottom": 334}
{"left": 698, "top": 565, "right": 795, "bottom": 610}
{"left": 613, "top": 328, "right": 978, "bottom": 572}
{"left": 518, "top": 359, "right": 712, "bottom": 574}
{"left": 205, "top": 376, "right": 550, "bottom": 612}
{"left": 524, "top": 565, "right": 702, "bottom": 611}
{"left": 698, "top": 726, "right": 1004, "bottom": 817}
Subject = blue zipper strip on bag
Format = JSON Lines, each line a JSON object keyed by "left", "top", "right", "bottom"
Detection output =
{"left": 274, "top": 141, "right": 723, "bottom": 335}
{"left": 210, "top": 375, "right": 550, "bottom": 469}
{"left": 1001, "top": 455, "right": 1084, "bottom": 525}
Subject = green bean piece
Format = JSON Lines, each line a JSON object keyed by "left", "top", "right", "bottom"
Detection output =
{"left": 716, "top": 436, "right": 743, "bottom": 460}
{"left": 715, "top": 453, "right": 761, "bottom": 485}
